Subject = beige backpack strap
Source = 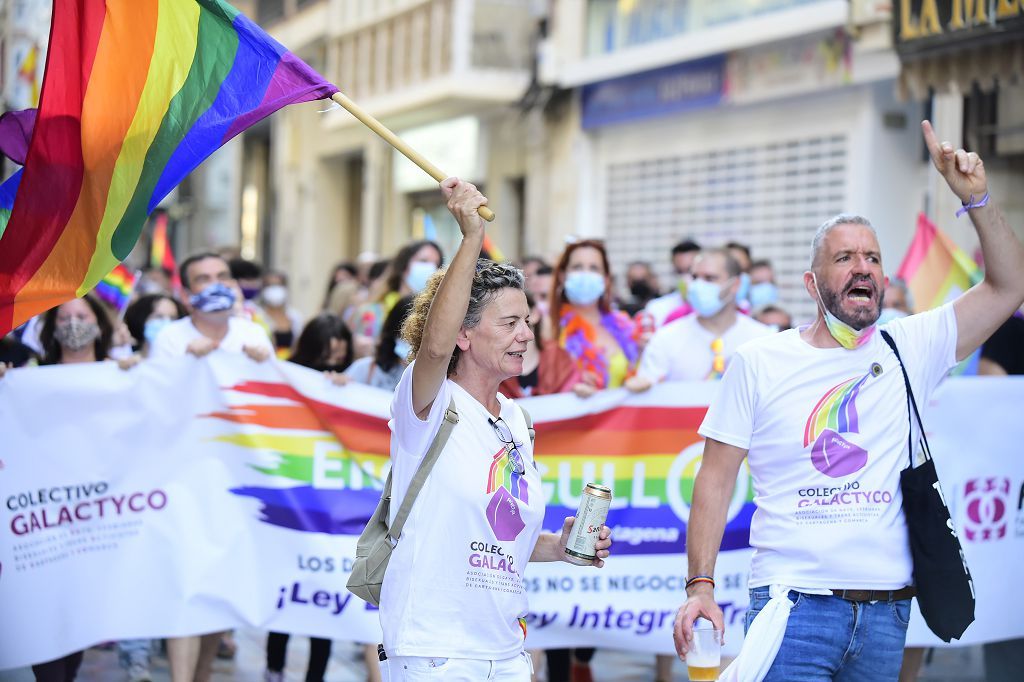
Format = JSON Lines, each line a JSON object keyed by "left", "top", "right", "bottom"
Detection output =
{"left": 388, "top": 397, "right": 458, "bottom": 543}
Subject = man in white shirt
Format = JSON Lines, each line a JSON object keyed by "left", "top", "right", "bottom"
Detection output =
{"left": 150, "top": 252, "right": 272, "bottom": 362}
{"left": 627, "top": 249, "right": 772, "bottom": 390}
{"left": 149, "top": 252, "right": 271, "bottom": 681}
{"left": 673, "top": 122, "right": 1024, "bottom": 680}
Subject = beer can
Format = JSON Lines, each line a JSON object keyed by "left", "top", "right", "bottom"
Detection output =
{"left": 564, "top": 483, "right": 612, "bottom": 565}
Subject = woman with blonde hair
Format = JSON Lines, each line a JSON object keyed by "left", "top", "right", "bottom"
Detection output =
{"left": 377, "top": 178, "right": 611, "bottom": 681}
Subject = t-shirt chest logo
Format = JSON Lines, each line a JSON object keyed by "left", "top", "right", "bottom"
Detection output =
{"left": 485, "top": 446, "right": 530, "bottom": 541}
{"left": 803, "top": 370, "right": 874, "bottom": 478}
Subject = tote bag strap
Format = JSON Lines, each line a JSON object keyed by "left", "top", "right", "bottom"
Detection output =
{"left": 879, "top": 329, "right": 933, "bottom": 468}
{"left": 388, "top": 397, "right": 459, "bottom": 544}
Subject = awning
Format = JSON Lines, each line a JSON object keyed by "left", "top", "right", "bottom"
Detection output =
{"left": 898, "top": 38, "right": 1024, "bottom": 99}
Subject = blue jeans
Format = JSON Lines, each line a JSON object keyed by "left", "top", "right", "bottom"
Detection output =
{"left": 745, "top": 587, "right": 911, "bottom": 681}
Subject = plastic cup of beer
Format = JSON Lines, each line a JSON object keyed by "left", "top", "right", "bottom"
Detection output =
{"left": 685, "top": 625, "right": 722, "bottom": 681}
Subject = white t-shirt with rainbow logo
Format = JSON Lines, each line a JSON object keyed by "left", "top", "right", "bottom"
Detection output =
{"left": 699, "top": 304, "right": 958, "bottom": 590}
{"left": 380, "top": 363, "right": 545, "bottom": 659}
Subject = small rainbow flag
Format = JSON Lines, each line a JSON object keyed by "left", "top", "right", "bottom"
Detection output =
{"left": 896, "top": 212, "right": 982, "bottom": 313}
{"left": 0, "top": 0, "right": 338, "bottom": 335}
{"left": 150, "top": 212, "right": 181, "bottom": 291}
{"left": 482, "top": 234, "right": 506, "bottom": 262}
{"left": 94, "top": 264, "right": 136, "bottom": 312}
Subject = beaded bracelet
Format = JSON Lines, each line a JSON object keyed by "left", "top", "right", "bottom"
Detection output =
{"left": 685, "top": 575, "right": 716, "bottom": 590}
{"left": 956, "top": 192, "right": 990, "bottom": 217}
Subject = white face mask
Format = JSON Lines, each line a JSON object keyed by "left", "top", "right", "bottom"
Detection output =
{"left": 262, "top": 284, "right": 288, "bottom": 307}
{"left": 405, "top": 261, "right": 438, "bottom": 293}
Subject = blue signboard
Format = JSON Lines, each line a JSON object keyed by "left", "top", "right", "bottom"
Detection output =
{"left": 581, "top": 55, "right": 726, "bottom": 129}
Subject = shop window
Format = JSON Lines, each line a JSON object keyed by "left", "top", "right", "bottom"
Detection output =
{"left": 964, "top": 84, "right": 1024, "bottom": 159}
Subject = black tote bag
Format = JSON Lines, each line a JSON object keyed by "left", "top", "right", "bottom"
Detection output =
{"left": 881, "top": 330, "right": 975, "bottom": 642}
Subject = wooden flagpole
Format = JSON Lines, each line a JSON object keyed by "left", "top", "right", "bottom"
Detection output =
{"left": 330, "top": 91, "right": 495, "bottom": 222}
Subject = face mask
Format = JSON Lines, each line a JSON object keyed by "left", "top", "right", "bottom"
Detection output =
{"left": 748, "top": 282, "right": 779, "bottom": 308}
{"left": 240, "top": 285, "right": 261, "bottom": 301}
{"left": 394, "top": 339, "right": 412, "bottom": 361}
{"left": 405, "top": 261, "right": 437, "bottom": 294}
{"left": 563, "top": 271, "right": 605, "bottom": 306}
{"left": 262, "top": 284, "right": 288, "bottom": 307}
{"left": 877, "top": 308, "right": 908, "bottom": 325}
{"left": 686, "top": 278, "right": 729, "bottom": 318}
{"left": 629, "top": 281, "right": 654, "bottom": 300}
{"left": 54, "top": 318, "right": 101, "bottom": 351}
{"left": 813, "top": 275, "right": 876, "bottom": 350}
{"left": 734, "top": 272, "right": 751, "bottom": 304}
{"left": 189, "top": 282, "right": 236, "bottom": 313}
{"left": 144, "top": 317, "right": 173, "bottom": 344}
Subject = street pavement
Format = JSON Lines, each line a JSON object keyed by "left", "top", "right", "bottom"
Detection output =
{"left": 0, "top": 627, "right": 987, "bottom": 681}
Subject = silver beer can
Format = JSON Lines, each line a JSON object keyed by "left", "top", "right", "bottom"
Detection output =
{"left": 564, "top": 483, "right": 612, "bottom": 565}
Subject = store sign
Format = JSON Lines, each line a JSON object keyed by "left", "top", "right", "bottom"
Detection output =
{"left": 894, "top": 0, "right": 1024, "bottom": 55}
{"left": 581, "top": 55, "right": 725, "bottom": 129}
{"left": 726, "top": 30, "right": 852, "bottom": 105}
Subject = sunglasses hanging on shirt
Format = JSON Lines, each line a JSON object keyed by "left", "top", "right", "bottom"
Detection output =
{"left": 488, "top": 416, "right": 526, "bottom": 475}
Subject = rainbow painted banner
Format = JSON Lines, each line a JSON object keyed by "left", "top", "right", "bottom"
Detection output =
{"left": 0, "top": 0, "right": 337, "bottom": 335}
{"left": 897, "top": 212, "right": 982, "bottom": 313}
{"left": 0, "top": 357, "right": 1021, "bottom": 668}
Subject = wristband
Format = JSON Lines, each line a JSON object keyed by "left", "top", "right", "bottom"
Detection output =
{"left": 956, "top": 192, "right": 989, "bottom": 217}
{"left": 686, "top": 575, "right": 715, "bottom": 590}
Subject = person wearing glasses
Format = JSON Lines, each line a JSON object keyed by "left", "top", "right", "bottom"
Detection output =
{"left": 380, "top": 177, "right": 612, "bottom": 681}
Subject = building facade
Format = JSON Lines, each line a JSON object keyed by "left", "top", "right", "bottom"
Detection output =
{"left": 253, "top": 0, "right": 538, "bottom": 313}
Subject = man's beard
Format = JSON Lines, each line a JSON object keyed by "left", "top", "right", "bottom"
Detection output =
{"left": 819, "top": 278, "right": 882, "bottom": 330}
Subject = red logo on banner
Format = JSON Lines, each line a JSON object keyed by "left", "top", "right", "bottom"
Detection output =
{"left": 963, "top": 477, "right": 1011, "bottom": 542}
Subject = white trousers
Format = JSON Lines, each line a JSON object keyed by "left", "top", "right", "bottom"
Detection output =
{"left": 381, "top": 651, "right": 532, "bottom": 681}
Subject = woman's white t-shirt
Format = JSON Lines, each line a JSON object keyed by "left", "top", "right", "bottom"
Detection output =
{"left": 380, "top": 363, "right": 545, "bottom": 659}
{"left": 698, "top": 304, "right": 958, "bottom": 590}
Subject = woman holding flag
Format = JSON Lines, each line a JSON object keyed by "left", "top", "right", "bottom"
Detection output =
{"left": 376, "top": 178, "right": 611, "bottom": 681}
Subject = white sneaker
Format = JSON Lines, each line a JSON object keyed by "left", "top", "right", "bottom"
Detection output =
{"left": 263, "top": 671, "right": 284, "bottom": 682}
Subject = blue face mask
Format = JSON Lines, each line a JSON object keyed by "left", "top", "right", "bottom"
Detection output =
{"left": 189, "top": 282, "right": 236, "bottom": 313}
{"left": 748, "top": 282, "right": 779, "bottom": 308}
{"left": 687, "top": 278, "right": 729, "bottom": 318}
{"left": 563, "top": 271, "right": 606, "bottom": 306}
{"left": 734, "top": 272, "right": 751, "bottom": 304}
{"left": 144, "top": 317, "right": 173, "bottom": 344}
{"left": 394, "top": 339, "right": 412, "bottom": 361}
{"left": 405, "top": 261, "right": 437, "bottom": 294}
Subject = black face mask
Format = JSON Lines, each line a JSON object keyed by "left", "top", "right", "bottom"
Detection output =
{"left": 629, "top": 281, "right": 654, "bottom": 300}
{"left": 316, "top": 363, "right": 350, "bottom": 373}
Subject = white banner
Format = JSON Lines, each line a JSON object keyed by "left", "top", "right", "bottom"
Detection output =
{"left": 0, "top": 356, "right": 1021, "bottom": 668}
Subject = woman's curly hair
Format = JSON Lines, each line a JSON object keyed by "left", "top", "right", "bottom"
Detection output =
{"left": 402, "top": 259, "right": 525, "bottom": 377}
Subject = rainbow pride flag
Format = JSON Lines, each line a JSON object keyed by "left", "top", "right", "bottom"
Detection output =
{"left": 0, "top": 0, "right": 338, "bottom": 335}
{"left": 150, "top": 212, "right": 181, "bottom": 291}
{"left": 896, "top": 212, "right": 982, "bottom": 313}
{"left": 93, "top": 263, "right": 136, "bottom": 312}
{"left": 482, "top": 234, "right": 506, "bottom": 262}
